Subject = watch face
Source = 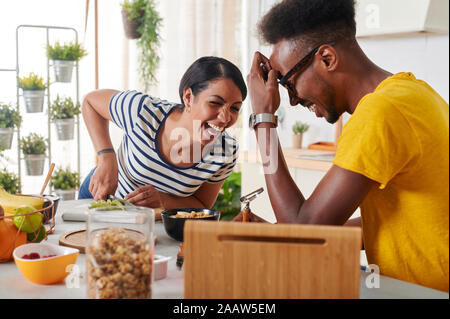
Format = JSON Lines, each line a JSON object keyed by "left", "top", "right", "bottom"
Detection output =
{"left": 248, "top": 114, "right": 255, "bottom": 129}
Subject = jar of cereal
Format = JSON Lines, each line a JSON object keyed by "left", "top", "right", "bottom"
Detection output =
{"left": 86, "top": 206, "right": 154, "bottom": 299}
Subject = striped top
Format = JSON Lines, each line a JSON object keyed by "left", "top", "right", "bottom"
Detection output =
{"left": 109, "top": 90, "right": 238, "bottom": 199}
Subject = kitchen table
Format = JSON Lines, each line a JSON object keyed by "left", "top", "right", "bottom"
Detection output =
{"left": 0, "top": 200, "right": 447, "bottom": 299}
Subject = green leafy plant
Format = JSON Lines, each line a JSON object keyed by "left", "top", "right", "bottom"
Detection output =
{"left": 0, "top": 168, "right": 21, "bottom": 194}
{"left": 292, "top": 121, "right": 310, "bottom": 135}
{"left": 50, "top": 95, "right": 81, "bottom": 120}
{"left": 0, "top": 103, "right": 22, "bottom": 128}
{"left": 20, "top": 133, "right": 47, "bottom": 155}
{"left": 46, "top": 41, "right": 88, "bottom": 61}
{"left": 18, "top": 72, "right": 47, "bottom": 90}
{"left": 212, "top": 172, "right": 242, "bottom": 221}
{"left": 121, "top": 0, "right": 147, "bottom": 20}
{"left": 137, "top": 1, "right": 162, "bottom": 90}
{"left": 51, "top": 166, "right": 80, "bottom": 190}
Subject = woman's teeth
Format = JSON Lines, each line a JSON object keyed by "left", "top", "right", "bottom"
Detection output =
{"left": 207, "top": 123, "right": 224, "bottom": 132}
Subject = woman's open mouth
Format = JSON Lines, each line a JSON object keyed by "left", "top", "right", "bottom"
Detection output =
{"left": 202, "top": 122, "right": 224, "bottom": 141}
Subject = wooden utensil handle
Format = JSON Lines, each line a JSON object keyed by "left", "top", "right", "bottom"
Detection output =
{"left": 40, "top": 163, "right": 55, "bottom": 195}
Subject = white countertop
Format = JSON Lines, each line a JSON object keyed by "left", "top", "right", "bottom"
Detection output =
{"left": 0, "top": 200, "right": 447, "bottom": 299}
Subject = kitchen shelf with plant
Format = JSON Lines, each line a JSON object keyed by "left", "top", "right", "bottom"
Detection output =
{"left": 0, "top": 24, "right": 86, "bottom": 196}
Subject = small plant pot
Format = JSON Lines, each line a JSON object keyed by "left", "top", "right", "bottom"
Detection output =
{"left": 292, "top": 134, "right": 303, "bottom": 149}
{"left": 53, "top": 60, "right": 75, "bottom": 83}
{"left": 24, "top": 154, "right": 46, "bottom": 176}
{"left": 0, "top": 127, "right": 15, "bottom": 149}
{"left": 54, "top": 118, "right": 75, "bottom": 140}
{"left": 23, "top": 90, "right": 45, "bottom": 113}
{"left": 121, "top": 9, "right": 144, "bottom": 39}
{"left": 54, "top": 189, "right": 77, "bottom": 201}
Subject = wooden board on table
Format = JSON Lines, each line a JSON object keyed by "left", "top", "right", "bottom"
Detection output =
{"left": 59, "top": 229, "right": 157, "bottom": 254}
{"left": 184, "top": 221, "right": 361, "bottom": 299}
{"left": 308, "top": 141, "right": 337, "bottom": 151}
{"left": 61, "top": 202, "right": 162, "bottom": 222}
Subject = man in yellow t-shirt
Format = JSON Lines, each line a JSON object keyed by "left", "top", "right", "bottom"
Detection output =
{"left": 333, "top": 72, "right": 449, "bottom": 292}
{"left": 237, "top": 0, "right": 449, "bottom": 292}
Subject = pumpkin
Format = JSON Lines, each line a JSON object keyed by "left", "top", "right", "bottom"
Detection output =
{"left": 0, "top": 205, "right": 27, "bottom": 261}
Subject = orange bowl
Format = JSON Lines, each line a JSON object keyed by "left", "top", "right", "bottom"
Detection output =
{"left": 13, "top": 243, "right": 79, "bottom": 285}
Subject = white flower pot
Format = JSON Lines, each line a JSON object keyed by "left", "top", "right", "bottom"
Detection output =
{"left": 53, "top": 60, "right": 75, "bottom": 83}
{"left": 55, "top": 118, "right": 75, "bottom": 140}
{"left": 23, "top": 90, "right": 45, "bottom": 113}
{"left": 55, "top": 189, "right": 77, "bottom": 200}
{"left": 0, "top": 127, "right": 15, "bottom": 149}
{"left": 24, "top": 154, "right": 46, "bottom": 176}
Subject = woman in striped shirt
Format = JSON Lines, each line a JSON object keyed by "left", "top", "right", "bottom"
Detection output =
{"left": 79, "top": 56, "right": 246, "bottom": 209}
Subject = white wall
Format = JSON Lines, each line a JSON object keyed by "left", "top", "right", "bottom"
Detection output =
{"left": 0, "top": 0, "right": 126, "bottom": 194}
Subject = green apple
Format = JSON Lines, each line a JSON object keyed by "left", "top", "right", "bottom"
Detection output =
{"left": 27, "top": 225, "right": 46, "bottom": 242}
{"left": 13, "top": 205, "right": 42, "bottom": 233}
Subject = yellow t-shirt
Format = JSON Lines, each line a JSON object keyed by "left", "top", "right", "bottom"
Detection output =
{"left": 333, "top": 72, "right": 449, "bottom": 292}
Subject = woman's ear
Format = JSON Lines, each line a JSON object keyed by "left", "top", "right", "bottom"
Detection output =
{"left": 183, "top": 88, "right": 194, "bottom": 110}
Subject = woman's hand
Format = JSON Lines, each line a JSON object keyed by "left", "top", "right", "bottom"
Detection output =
{"left": 89, "top": 154, "right": 118, "bottom": 200}
{"left": 125, "top": 184, "right": 162, "bottom": 208}
{"left": 247, "top": 51, "right": 281, "bottom": 115}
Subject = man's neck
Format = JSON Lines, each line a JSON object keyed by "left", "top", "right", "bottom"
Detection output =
{"left": 343, "top": 43, "right": 393, "bottom": 114}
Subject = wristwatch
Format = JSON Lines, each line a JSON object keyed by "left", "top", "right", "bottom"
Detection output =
{"left": 248, "top": 113, "right": 278, "bottom": 130}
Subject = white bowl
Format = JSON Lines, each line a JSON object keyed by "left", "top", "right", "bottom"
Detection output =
{"left": 154, "top": 255, "right": 171, "bottom": 281}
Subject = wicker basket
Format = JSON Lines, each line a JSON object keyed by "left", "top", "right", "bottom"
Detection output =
{"left": 0, "top": 195, "right": 55, "bottom": 262}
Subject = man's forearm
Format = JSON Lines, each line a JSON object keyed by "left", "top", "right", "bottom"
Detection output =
{"left": 255, "top": 123, "right": 305, "bottom": 223}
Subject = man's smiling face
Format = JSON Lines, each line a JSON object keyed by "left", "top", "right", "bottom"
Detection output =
{"left": 269, "top": 39, "right": 342, "bottom": 124}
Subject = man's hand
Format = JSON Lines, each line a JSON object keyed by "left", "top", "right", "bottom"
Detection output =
{"left": 247, "top": 51, "right": 281, "bottom": 115}
{"left": 89, "top": 154, "right": 118, "bottom": 200}
{"left": 125, "top": 184, "right": 162, "bottom": 208}
{"left": 232, "top": 210, "right": 268, "bottom": 223}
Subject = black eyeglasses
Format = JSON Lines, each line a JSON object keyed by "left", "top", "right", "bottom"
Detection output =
{"left": 278, "top": 42, "right": 335, "bottom": 99}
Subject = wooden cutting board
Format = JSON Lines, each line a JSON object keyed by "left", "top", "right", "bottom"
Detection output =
{"left": 59, "top": 229, "right": 157, "bottom": 253}
{"left": 184, "top": 221, "right": 361, "bottom": 299}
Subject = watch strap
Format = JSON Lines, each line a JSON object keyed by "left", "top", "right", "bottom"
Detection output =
{"left": 249, "top": 113, "right": 278, "bottom": 129}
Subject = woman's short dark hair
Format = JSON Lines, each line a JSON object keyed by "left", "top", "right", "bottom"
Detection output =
{"left": 178, "top": 56, "right": 247, "bottom": 106}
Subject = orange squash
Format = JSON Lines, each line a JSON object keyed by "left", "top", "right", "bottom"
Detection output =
{"left": 0, "top": 206, "right": 27, "bottom": 261}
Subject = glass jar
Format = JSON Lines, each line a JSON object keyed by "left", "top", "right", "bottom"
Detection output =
{"left": 86, "top": 206, "right": 154, "bottom": 299}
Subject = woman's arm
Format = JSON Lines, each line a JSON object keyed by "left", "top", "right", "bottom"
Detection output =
{"left": 161, "top": 181, "right": 224, "bottom": 209}
{"left": 81, "top": 89, "right": 120, "bottom": 200}
{"left": 125, "top": 181, "right": 225, "bottom": 209}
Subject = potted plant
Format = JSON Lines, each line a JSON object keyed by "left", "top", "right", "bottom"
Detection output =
{"left": 292, "top": 121, "right": 310, "bottom": 149}
{"left": 212, "top": 172, "right": 242, "bottom": 221}
{"left": 18, "top": 72, "right": 47, "bottom": 113}
{"left": 0, "top": 168, "right": 21, "bottom": 194}
{"left": 46, "top": 41, "right": 87, "bottom": 83}
{"left": 50, "top": 95, "right": 81, "bottom": 140}
{"left": 0, "top": 103, "right": 22, "bottom": 150}
{"left": 121, "top": 0, "right": 147, "bottom": 39}
{"left": 50, "top": 166, "right": 80, "bottom": 200}
{"left": 20, "top": 133, "right": 47, "bottom": 176}
{"left": 135, "top": 0, "right": 162, "bottom": 90}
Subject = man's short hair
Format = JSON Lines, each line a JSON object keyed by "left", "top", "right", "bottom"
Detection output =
{"left": 258, "top": 0, "right": 357, "bottom": 47}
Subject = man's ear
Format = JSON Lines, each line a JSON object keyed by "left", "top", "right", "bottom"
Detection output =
{"left": 183, "top": 88, "right": 194, "bottom": 108}
{"left": 317, "top": 44, "right": 338, "bottom": 72}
